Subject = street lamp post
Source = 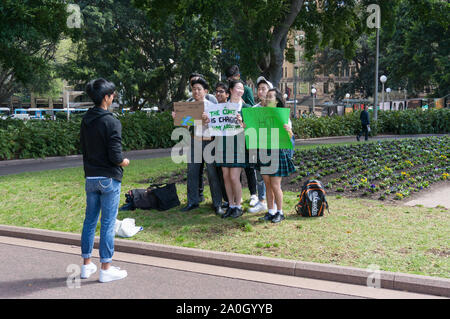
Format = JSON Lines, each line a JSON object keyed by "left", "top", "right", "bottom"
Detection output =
{"left": 380, "top": 75, "right": 387, "bottom": 113}
{"left": 345, "top": 93, "right": 350, "bottom": 113}
{"left": 311, "top": 87, "right": 317, "bottom": 114}
{"left": 294, "top": 66, "right": 298, "bottom": 118}
{"left": 367, "top": 4, "right": 381, "bottom": 121}
{"left": 386, "top": 87, "right": 391, "bottom": 110}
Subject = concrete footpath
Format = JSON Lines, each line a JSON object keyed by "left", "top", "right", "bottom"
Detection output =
{"left": 0, "top": 225, "right": 448, "bottom": 299}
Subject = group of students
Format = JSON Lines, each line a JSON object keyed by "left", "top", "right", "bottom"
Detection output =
{"left": 77, "top": 66, "right": 297, "bottom": 282}
{"left": 174, "top": 65, "right": 296, "bottom": 224}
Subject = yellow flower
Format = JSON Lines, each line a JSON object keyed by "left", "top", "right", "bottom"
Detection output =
{"left": 443, "top": 173, "right": 449, "bottom": 180}
{"left": 405, "top": 160, "right": 414, "bottom": 166}
{"left": 361, "top": 177, "right": 367, "bottom": 183}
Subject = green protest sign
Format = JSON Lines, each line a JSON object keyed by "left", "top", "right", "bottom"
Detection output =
{"left": 242, "top": 107, "right": 292, "bottom": 149}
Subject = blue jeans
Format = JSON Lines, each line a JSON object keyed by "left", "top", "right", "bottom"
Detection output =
{"left": 81, "top": 177, "right": 121, "bottom": 264}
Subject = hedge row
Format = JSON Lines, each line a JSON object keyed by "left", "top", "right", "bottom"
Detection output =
{"left": 291, "top": 108, "right": 450, "bottom": 138}
{"left": 0, "top": 112, "right": 175, "bottom": 160}
{"left": 0, "top": 108, "right": 448, "bottom": 160}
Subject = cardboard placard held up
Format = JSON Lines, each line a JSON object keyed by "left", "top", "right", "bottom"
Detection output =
{"left": 173, "top": 101, "right": 204, "bottom": 126}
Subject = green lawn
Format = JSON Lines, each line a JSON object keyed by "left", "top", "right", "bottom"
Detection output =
{"left": 0, "top": 153, "right": 448, "bottom": 279}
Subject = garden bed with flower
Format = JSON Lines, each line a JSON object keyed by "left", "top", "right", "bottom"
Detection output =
{"left": 286, "top": 136, "right": 450, "bottom": 203}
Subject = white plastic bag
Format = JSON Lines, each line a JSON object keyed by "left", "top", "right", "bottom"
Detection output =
{"left": 114, "top": 218, "right": 143, "bottom": 238}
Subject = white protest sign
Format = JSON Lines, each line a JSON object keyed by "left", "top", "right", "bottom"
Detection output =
{"left": 205, "top": 102, "right": 243, "bottom": 136}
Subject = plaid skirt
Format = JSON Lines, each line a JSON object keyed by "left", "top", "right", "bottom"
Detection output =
{"left": 215, "top": 134, "right": 248, "bottom": 168}
{"left": 258, "top": 149, "right": 296, "bottom": 177}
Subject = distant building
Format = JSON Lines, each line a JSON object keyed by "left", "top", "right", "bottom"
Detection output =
{"left": 279, "top": 30, "right": 357, "bottom": 102}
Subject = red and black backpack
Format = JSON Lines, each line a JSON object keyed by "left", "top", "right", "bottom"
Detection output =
{"left": 295, "top": 180, "right": 329, "bottom": 217}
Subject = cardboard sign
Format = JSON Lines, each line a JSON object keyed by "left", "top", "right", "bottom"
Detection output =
{"left": 242, "top": 107, "right": 292, "bottom": 149}
{"left": 205, "top": 102, "right": 243, "bottom": 136}
{"left": 173, "top": 101, "right": 204, "bottom": 126}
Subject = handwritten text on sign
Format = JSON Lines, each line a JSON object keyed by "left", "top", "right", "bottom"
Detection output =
{"left": 205, "top": 102, "right": 243, "bottom": 136}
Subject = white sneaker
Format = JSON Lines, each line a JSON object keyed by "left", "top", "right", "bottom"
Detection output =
{"left": 249, "top": 195, "right": 259, "bottom": 207}
{"left": 248, "top": 201, "right": 268, "bottom": 213}
{"left": 80, "top": 262, "right": 97, "bottom": 279}
{"left": 99, "top": 266, "right": 128, "bottom": 283}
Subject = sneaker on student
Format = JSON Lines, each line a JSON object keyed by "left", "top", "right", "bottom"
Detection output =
{"left": 271, "top": 212, "right": 285, "bottom": 223}
{"left": 99, "top": 266, "right": 127, "bottom": 283}
{"left": 81, "top": 262, "right": 97, "bottom": 279}
{"left": 249, "top": 195, "right": 259, "bottom": 207}
{"left": 248, "top": 201, "right": 268, "bottom": 213}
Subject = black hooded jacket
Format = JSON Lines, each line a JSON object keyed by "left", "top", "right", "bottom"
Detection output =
{"left": 360, "top": 110, "right": 370, "bottom": 126}
{"left": 80, "top": 107, "right": 124, "bottom": 181}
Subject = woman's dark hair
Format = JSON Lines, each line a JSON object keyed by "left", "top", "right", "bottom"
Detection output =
{"left": 86, "top": 78, "right": 115, "bottom": 107}
{"left": 190, "top": 77, "right": 209, "bottom": 90}
{"left": 225, "top": 65, "right": 240, "bottom": 78}
{"left": 228, "top": 79, "right": 244, "bottom": 93}
{"left": 268, "top": 88, "right": 285, "bottom": 108}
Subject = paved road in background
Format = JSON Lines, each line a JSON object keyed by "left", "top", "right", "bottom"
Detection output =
{"left": 1, "top": 134, "right": 446, "bottom": 176}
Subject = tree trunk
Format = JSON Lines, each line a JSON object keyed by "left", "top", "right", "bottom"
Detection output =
{"left": 0, "top": 68, "right": 16, "bottom": 103}
{"left": 262, "top": 0, "right": 304, "bottom": 87}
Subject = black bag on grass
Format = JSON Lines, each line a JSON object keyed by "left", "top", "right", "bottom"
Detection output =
{"left": 295, "top": 180, "right": 329, "bottom": 217}
{"left": 148, "top": 183, "right": 180, "bottom": 211}
{"left": 124, "top": 188, "right": 158, "bottom": 210}
{"left": 122, "top": 183, "right": 180, "bottom": 211}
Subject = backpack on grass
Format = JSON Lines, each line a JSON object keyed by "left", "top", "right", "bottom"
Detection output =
{"left": 122, "top": 183, "right": 180, "bottom": 211}
{"left": 295, "top": 180, "right": 329, "bottom": 217}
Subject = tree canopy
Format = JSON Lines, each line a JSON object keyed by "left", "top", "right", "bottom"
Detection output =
{"left": 0, "top": 0, "right": 69, "bottom": 101}
{"left": 133, "top": 0, "right": 393, "bottom": 87}
{"left": 61, "top": 0, "right": 221, "bottom": 110}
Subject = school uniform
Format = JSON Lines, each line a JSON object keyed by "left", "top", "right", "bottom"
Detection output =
{"left": 215, "top": 101, "right": 251, "bottom": 168}
{"left": 185, "top": 100, "right": 223, "bottom": 211}
{"left": 243, "top": 85, "right": 255, "bottom": 106}
{"left": 259, "top": 149, "right": 296, "bottom": 177}
{"left": 254, "top": 108, "right": 296, "bottom": 177}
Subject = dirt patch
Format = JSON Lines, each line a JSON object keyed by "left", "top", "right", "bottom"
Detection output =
{"left": 137, "top": 169, "right": 187, "bottom": 185}
{"left": 426, "top": 248, "right": 450, "bottom": 258}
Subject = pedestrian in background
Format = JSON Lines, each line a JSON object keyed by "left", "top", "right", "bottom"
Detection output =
{"left": 357, "top": 105, "right": 370, "bottom": 141}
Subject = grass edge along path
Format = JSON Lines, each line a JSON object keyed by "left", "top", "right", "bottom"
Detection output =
{"left": 0, "top": 144, "right": 448, "bottom": 279}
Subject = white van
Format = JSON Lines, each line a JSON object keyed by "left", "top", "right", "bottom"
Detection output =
{"left": 0, "top": 107, "right": 11, "bottom": 119}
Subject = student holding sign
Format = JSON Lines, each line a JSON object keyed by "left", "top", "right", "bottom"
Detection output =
{"left": 246, "top": 76, "right": 273, "bottom": 215}
{"left": 205, "top": 80, "right": 251, "bottom": 219}
{"left": 172, "top": 78, "right": 224, "bottom": 215}
{"left": 240, "top": 88, "right": 296, "bottom": 224}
